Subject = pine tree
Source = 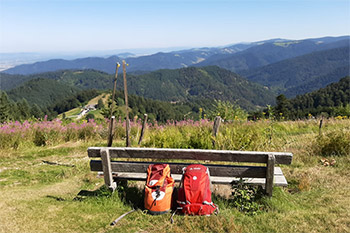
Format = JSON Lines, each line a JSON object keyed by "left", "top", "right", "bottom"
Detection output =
{"left": 274, "top": 94, "right": 291, "bottom": 120}
{"left": 31, "top": 104, "right": 44, "bottom": 119}
{"left": 97, "top": 99, "right": 104, "bottom": 109}
{"left": 17, "top": 99, "right": 31, "bottom": 120}
{"left": 0, "top": 92, "right": 11, "bottom": 122}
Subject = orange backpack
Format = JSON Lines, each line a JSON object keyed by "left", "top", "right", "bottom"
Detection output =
{"left": 144, "top": 164, "right": 175, "bottom": 214}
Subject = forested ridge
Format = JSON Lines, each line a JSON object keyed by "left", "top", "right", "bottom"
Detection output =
{"left": 2, "top": 66, "right": 276, "bottom": 111}
{"left": 240, "top": 46, "right": 350, "bottom": 96}
{"left": 254, "top": 76, "right": 350, "bottom": 120}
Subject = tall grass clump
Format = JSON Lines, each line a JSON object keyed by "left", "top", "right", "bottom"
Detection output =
{"left": 143, "top": 119, "right": 291, "bottom": 151}
{"left": 313, "top": 129, "right": 350, "bottom": 157}
{"left": 144, "top": 119, "right": 214, "bottom": 149}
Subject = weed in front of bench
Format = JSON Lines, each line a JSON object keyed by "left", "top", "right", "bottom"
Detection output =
{"left": 229, "top": 180, "right": 266, "bottom": 216}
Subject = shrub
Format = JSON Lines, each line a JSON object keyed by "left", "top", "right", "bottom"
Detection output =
{"left": 313, "top": 129, "right": 350, "bottom": 156}
{"left": 33, "top": 130, "right": 47, "bottom": 146}
{"left": 230, "top": 179, "right": 266, "bottom": 215}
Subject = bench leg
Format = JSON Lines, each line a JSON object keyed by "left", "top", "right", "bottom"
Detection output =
{"left": 265, "top": 154, "right": 275, "bottom": 197}
{"left": 101, "top": 148, "right": 117, "bottom": 192}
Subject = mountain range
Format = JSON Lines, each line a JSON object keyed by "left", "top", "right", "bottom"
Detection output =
{"left": 239, "top": 46, "right": 350, "bottom": 97}
{"left": 1, "top": 35, "right": 349, "bottom": 115}
{"left": 5, "top": 66, "right": 276, "bottom": 110}
{"left": 2, "top": 36, "right": 348, "bottom": 76}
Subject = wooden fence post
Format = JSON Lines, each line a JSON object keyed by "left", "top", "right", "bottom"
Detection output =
{"left": 212, "top": 116, "right": 221, "bottom": 147}
{"left": 138, "top": 114, "right": 148, "bottom": 145}
{"left": 265, "top": 154, "right": 275, "bottom": 197}
{"left": 107, "top": 63, "right": 120, "bottom": 147}
{"left": 107, "top": 116, "right": 115, "bottom": 147}
{"left": 122, "top": 60, "right": 131, "bottom": 147}
{"left": 319, "top": 116, "right": 323, "bottom": 135}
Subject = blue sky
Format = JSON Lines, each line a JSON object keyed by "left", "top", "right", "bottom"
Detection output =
{"left": 0, "top": 0, "right": 349, "bottom": 53}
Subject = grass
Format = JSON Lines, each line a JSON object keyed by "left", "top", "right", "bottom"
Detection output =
{"left": 60, "top": 107, "right": 82, "bottom": 118}
{"left": 0, "top": 118, "right": 349, "bottom": 232}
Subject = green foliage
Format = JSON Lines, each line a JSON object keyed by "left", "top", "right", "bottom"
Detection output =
{"left": 274, "top": 94, "right": 291, "bottom": 120}
{"left": 96, "top": 99, "right": 104, "bottom": 109}
{"left": 0, "top": 91, "right": 11, "bottom": 122}
{"left": 30, "top": 104, "right": 44, "bottom": 119}
{"left": 251, "top": 77, "right": 350, "bottom": 120}
{"left": 85, "top": 113, "right": 95, "bottom": 121}
{"left": 5, "top": 66, "right": 276, "bottom": 113}
{"left": 7, "top": 78, "right": 81, "bottom": 108}
{"left": 287, "top": 77, "right": 350, "bottom": 119}
{"left": 210, "top": 100, "right": 248, "bottom": 121}
{"left": 33, "top": 130, "right": 48, "bottom": 146}
{"left": 17, "top": 99, "right": 31, "bottom": 120}
{"left": 124, "top": 66, "right": 275, "bottom": 110}
{"left": 230, "top": 180, "right": 266, "bottom": 215}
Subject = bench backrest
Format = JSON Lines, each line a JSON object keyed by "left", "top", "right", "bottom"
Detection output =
{"left": 88, "top": 147, "right": 293, "bottom": 164}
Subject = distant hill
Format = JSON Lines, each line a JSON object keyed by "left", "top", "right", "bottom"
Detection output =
{"left": 124, "top": 66, "right": 275, "bottom": 110}
{"left": 2, "top": 47, "right": 241, "bottom": 75}
{"left": 286, "top": 76, "right": 350, "bottom": 118}
{"left": 196, "top": 37, "right": 349, "bottom": 72}
{"left": 7, "top": 78, "right": 81, "bottom": 107}
{"left": 283, "top": 66, "right": 350, "bottom": 97}
{"left": 4, "top": 66, "right": 276, "bottom": 111}
{"left": 289, "top": 76, "right": 350, "bottom": 109}
{"left": 239, "top": 46, "right": 350, "bottom": 96}
{"left": 0, "top": 73, "right": 29, "bottom": 90}
{"left": 2, "top": 56, "right": 121, "bottom": 75}
{"left": 3, "top": 36, "right": 348, "bottom": 75}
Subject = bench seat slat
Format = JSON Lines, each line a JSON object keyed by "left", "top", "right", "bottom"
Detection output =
{"left": 90, "top": 160, "right": 267, "bottom": 178}
{"left": 100, "top": 172, "right": 288, "bottom": 186}
{"left": 88, "top": 147, "right": 293, "bottom": 165}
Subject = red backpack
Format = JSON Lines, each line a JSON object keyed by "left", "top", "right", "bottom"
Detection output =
{"left": 177, "top": 164, "right": 218, "bottom": 215}
{"left": 144, "top": 164, "right": 175, "bottom": 215}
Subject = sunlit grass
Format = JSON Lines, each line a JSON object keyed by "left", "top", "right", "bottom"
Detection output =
{"left": 0, "top": 118, "right": 349, "bottom": 232}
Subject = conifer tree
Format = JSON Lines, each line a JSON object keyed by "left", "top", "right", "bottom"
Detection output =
{"left": 17, "top": 99, "right": 31, "bottom": 120}
{"left": 31, "top": 104, "right": 44, "bottom": 118}
{"left": 0, "top": 92, "right": 11, "bottom": 122}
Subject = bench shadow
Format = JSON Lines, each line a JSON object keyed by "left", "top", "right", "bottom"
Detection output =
{"left": 73, "top": 185, "right": 113, "bottom": 201}
{"left": 73, "top": 181, "right": 144, "bottom": 209}
{"left": 115, "top": 181, "right": 144, "bottom": 209}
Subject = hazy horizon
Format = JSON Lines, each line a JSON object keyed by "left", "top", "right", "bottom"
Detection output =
{"left": 1, "top": 0, "right": 349, "bottom": 54}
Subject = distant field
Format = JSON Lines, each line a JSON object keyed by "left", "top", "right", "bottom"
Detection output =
{"left": 0, "top": 118, "right": 349, "bottom": 232}
{"left": 58, "top": 93, "right": 110, "bottom": 120}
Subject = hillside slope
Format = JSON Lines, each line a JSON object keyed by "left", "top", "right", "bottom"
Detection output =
{"left": 124, "top": 66, "right": 275, "bottom": 110}
{"left": 239, "top": 46, "right": 350, "bottom": 96}
{"left": 196, "top": 38, "right": 349, "bottom": 72}
{"left": 2, "top": 47, "right": 240, "bottom": 75}
{"left": 3, "top": 36, "right": 348, "bottom": 75}
{"left": 289, "top": 76, "right": 350, "bottom": 110}
{"left": 4, "top": 66, "right": 276, "bottom": 111}
{"left": 7, "top": 78, "right": 81, "bottom": 107}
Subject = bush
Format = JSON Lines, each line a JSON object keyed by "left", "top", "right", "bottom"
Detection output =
{"left": 313, "top": 129, "right": 350, "bottom": 156}
{"left": 230, "top": 179, "right": 266, "bottom": 215}
{"left": 85, "top": 113, "right": 95, "bottom": 121}
{"left": 33, "top": 130, "right": 47, "bottom": 146}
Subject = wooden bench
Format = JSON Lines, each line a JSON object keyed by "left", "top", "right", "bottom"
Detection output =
{"left": 88, "top": 147, "right": 293, "bottom": 196}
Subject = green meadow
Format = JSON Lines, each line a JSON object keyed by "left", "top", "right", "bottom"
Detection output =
{"left": 0, "top": 118, "right": 349, "bottom": 232}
